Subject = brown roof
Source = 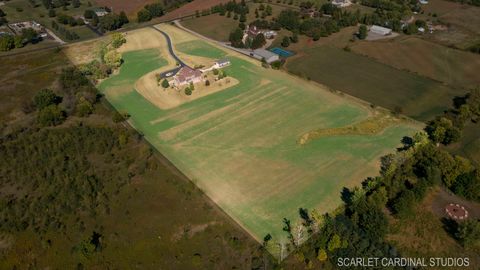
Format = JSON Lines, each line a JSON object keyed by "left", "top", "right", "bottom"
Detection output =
{"left": 247, "top": 25, "right": 260, "bottom": 38}
{"left": 175, "top": 66, "right": 202, "bottom": 83}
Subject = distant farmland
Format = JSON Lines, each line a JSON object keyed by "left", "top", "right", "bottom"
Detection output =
{"left": 286, "top": 45, "right": 465, "bottom": 121}
{"left": 351, "top": 36, "right": 480, "bottom": 89}
{"left": 86, "top": 24, "right": 420, "bottom": 252}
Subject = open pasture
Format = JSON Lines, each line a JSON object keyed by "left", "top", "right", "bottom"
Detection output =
{"left": 286, "top": 45, "right": 465, "bottom": 121}
{"left": 181, "top": 2, "right": 289, "bottom": 41}
{"left": 93, "top": 24, "right": 420, "bottom": 245}
{"left": 351, "top": 36, "right": 480, "bottom": 89}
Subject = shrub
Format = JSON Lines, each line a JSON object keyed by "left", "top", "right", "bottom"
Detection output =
{"left": 185, "top": 87, "right": 192, "bottom": 96}
{"left": 37, "top": 105, "right": 66, "bottom": 126}
{"left": 34, "top": 89, "right": 61, "bottom": 110}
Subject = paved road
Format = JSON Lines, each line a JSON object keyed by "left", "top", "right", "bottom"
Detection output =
{"left": 150, "top": 26, "right": 189, "bottom": 79}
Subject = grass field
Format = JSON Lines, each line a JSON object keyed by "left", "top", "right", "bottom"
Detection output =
{"left": 285, "top": 45, "right": 465, "bottom": 121}
{"left": 181, "top": 2, "right": 288, "bottom": 42}
{"left": 351, "top": 36, "right": 480, "bottom": 89}
{"left": 90, "top": 24, "right": 420, "bottom": 247}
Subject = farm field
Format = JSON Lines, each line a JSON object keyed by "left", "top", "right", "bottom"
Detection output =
{"left": 285, "top": 45, "right": 465, "bottom": 121}
{"left": 88, "top": 24, "right": 420, "bottom": 247}
{"left": 350, "top": 36, "right": 480, "bottom": 89}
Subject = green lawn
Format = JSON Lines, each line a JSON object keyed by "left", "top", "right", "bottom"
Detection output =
{"left": 97, "top": 33, "right": 419, "bottom": 251}
{"left": 176, "top": 40, "right": 227, "bottom": 59}
{"left": 286, "top": 45, "right": 464, "bottom": 121}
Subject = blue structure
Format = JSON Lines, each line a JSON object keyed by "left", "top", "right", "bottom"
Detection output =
{"left": 270, "top": 47, "right": 294, "bottom": 58}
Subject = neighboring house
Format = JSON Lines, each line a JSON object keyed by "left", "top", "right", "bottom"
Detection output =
{"left": 246, "top": 25, "right": 261, "bottom": 39}
{"left": 300, "top": 8, "right": 317, "bottom": 18}
{"left": 332, "top": 0, "right": 352, "bottom": 7}
{"left": 173, "top": 66, "right": 203, "bottom": 86}
{"left": 369, "top": 25, "right": 392, "bottom": 36}
{"left": 8, "top": 21, "right": 48, "bottom": 38}
{"left": 94, "top": 8, "right": 109, "bottom": 17}
{"left": 251, "top": 49, "right": 279, "bottom": 64}
{"left": 243, "top": 25, "right": 277, "bottom": 43}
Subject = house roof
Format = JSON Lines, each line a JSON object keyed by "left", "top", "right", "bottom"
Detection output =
{"left": 253, "top": 49, "right": 278, "bottom": 59}
{"left": 175, "top": 66, "right": 202, "bottom": 82}
{"left": 370, "top": 25, "right": 392, "bottom": 34}
{"left": 216, "top": 58, "right": 230, "bottom": 65}
{"left": 247, "top": 25, "right": 260, "bottom": 37}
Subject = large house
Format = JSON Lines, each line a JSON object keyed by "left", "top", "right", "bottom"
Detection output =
{"left": 8, "top": 21, "right": 48, "bottom": 38}
{"left": 243, "top": 25, "right": 277, "bottom": 43}
{"left": 173, "top": 66, "right": 203, "bottom": 86}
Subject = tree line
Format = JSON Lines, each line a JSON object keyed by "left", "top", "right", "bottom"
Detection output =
{"left": 267, "top": 89, "right": 480, "bottom": 267}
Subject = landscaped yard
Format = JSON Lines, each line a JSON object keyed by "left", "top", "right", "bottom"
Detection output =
{"left": 82, "top": 24, "right": 421, "bottom": 253}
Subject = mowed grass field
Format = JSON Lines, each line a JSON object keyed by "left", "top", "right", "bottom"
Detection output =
{"left": 94, "top": 24, "right": 420, "bottom": 245}
{"left": 286, "top": 45, "right": 465, "bottom": 121}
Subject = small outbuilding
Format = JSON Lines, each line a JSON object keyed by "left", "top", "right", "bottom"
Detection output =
{"left": 251, "top": 49, "right": 279, "bottom": 64}
{"left": 214, "top": 59, "right": 231, "bottom": 69}
{"left": 369, "top": 25, "right": 392, "bottom": 36}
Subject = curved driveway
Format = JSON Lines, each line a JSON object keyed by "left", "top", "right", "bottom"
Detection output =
{"left": 150, "top": 26, "right": 189, "bottom": 78}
